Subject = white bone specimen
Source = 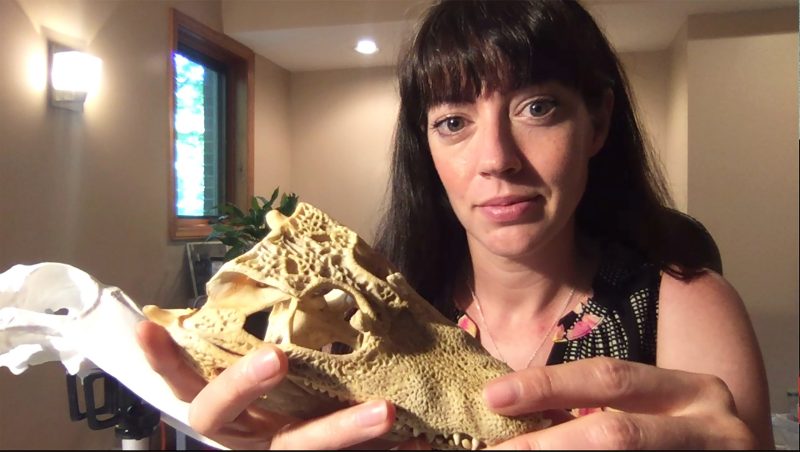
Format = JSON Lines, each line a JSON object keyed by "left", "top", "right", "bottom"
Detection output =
{"left": 0, "top": 262, "right": 224, "bottom": 449}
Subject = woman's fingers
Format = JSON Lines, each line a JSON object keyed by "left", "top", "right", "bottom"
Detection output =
{"left": 488, "top": 411, "right": 666, "bottom": 450}
{"left": 483, "top": 357, "right": 756, "bottom": 449}
{"left": 137, "top": 320, "right": 294, "bottom": 444}
{"left": 135, "top": 320, "right": 207, "bottom": 401}
{"left": 488, "top": 410, "right": 755, "bottom": 450}
{"left": 185, "top": 344, "right": 399, "bottom": 450}
{"left": 269, "top": 400, "right": 396, "bottom": 450}
{"left": 137, "top": 320, "right": 397, "bottom": 450}
{"left": 483, "top": 357, "right": 732, "bottom": 417}
{"left": 188, "top": 342, "right": 294, "bottom": 437}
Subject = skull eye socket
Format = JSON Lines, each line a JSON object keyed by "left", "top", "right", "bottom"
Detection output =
{"left": 243, "top": 309, "right": 271, "bottom": 340}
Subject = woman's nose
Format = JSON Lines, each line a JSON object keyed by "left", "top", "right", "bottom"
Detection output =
{"left": 474, "top": 118, "right": 522, "bottom": 177}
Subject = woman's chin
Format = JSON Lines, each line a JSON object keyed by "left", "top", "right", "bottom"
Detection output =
{"left": 479, "top": 228, "right": 548, "bottom": 258}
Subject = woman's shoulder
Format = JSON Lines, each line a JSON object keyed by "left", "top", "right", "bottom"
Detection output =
{"left": 657, "top": 267, "right": 749, "bottom": 335}
{"left": 659, "top": 266, "right": 736, "bottom": 300}
{"left": 656, "top": 267, "right": 763, "bottom": 377}
{"left": 656, "top": 266, "right": 773, "bottom": 449}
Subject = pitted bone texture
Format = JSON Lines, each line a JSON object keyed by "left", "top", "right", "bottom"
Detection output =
{"left": 143, "top": 202, "right": 549, "bottom": 450}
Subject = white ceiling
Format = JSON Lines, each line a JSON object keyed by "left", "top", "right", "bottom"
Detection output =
{"left": 221, "top": 0, "right": 796, "bottom": 72}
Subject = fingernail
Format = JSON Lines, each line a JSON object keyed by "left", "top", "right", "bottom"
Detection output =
{"left": 355, "top": 401, "right": 388, "bottom": 427}
{"left": 248, "top": 349, "right": 280, "bottom": 380}
{"left": 484, "top": 379, "right": 521, "bottom": 408}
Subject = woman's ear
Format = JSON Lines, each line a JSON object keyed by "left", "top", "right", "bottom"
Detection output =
{"left": 589, "top": 88, "right": 614, "bottom": 156}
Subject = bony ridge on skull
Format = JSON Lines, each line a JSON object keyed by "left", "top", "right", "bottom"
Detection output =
{"left": 143, "top": 202, "right": 550, "bottom": 450}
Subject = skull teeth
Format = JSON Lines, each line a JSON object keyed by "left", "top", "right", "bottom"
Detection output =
{"left": 297, "top": 383, "right": 487, "bottom": 450}
{"left": 393, "top": 424, "right": 485, "bottom": 451}
{"left": 296, "top": 379, "right": 349, "bottom": 403}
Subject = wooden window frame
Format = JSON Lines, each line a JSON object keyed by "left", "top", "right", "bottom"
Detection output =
{"left": 168, "top": 8, "right": 254, "bottom": 240}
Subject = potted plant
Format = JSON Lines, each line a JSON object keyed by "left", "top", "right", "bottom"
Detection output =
{"left": 208, "top": 187, "right": 298, "bottom": 261}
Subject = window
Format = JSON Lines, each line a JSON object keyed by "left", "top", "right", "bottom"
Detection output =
{"left": 168, "top": 9, "right": 254, "bottom": 240}
{"left": 174, "top": 52, "right": 224, "bottom": 218}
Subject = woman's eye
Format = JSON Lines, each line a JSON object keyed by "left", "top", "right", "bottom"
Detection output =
{"left": 432, "top": 116, "right": 467, "bottom": 135}
{"left": 526, "top": 99, "right": 557, "bottom": 118}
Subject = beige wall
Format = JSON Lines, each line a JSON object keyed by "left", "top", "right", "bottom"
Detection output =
{"left": 686, "top": 8, "right": 798, "bottom": 411}
{"left": 289, "top": 66, "right": 399, "bottom": 242}
{"left": 665, "top": 23, "right": 689, "bottom": 212}
{"left": 0, "top": 0, "right": 290, "bottom": 448}
{"left": 254, "top": 56, "right": 292, "bottom": 199}
{"left": 619, "top": 49, "right": 674, "bottom": 206}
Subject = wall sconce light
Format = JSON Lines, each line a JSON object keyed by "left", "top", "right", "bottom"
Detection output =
{"left": 48, "top": 42, "right": 102, "bottom": 112}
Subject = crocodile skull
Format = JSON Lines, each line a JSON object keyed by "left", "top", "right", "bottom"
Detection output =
{"left": 143, "top": 202, "right": 549, "bottom": 449}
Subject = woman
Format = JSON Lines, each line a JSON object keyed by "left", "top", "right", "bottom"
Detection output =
{"left": 137, "top": 0, "right": 773, "bottom": 448}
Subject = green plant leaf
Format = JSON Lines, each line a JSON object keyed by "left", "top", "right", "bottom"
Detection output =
{"left": 238, "top": 226, "right": 262, "bottom": 240}
{"left": 279, "top": 192, "right": 299, "bottom": 216}
{"left": 247, "top": 208, "right": 261, "bottom": 228}
{"left": 255, "top": 195, "right": 270, "bottom": 211}
{"left": 219, "top": 203, "right": 244, "bottom": 219}
{"left": 226, "top": 216, "right": 250, "bottom": 227}
{"left": 224, "top": 247, "right": 243, "bottom": 261}
{"left": 209, "top": 215, "right": 227, "bottom": 225}
{"left": 268, "top": 187, "right": 280, "bottom": 206}
{"left": 218, "top": 235, "right": 243, "bottom": 248}
{"left": 210, "top": 223, "right": 236, "bottom": 233}
{"left": 207, "top": 187, "right": 299, "bottom": 261}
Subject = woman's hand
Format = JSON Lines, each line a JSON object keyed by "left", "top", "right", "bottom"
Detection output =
{"left": 482, "top": 357, "right": 758, "bottom": 449}
{"left": 135, "top": 320, "right": 397, "bottom": 450}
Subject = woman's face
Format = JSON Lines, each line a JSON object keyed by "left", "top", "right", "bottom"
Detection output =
{"left": 426, "top": 82, "right": 610, "bottom": 259}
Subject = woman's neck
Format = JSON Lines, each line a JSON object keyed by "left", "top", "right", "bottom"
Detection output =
{"left": 463, "top": 225, "right": 594, "bottom": 317}
{"left": 458, "top": 226, "right": 599, "bottom": 370}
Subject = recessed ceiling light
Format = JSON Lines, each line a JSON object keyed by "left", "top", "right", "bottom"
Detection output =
{"left": 355, "top": 39, "right": 378, "bottom": 55}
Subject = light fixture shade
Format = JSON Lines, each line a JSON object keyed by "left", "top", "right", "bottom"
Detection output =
{"left": 49, "top": 49, "right": 102, "bottom": 111}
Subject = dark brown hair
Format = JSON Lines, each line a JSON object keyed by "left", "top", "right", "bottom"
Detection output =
{"left": 375, "top": 0, "right": 700, "bottom": 314}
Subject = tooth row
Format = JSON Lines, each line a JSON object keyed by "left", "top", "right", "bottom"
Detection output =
{"left": 392, "top": 424, "right": 484, "bottom": 450}
{"left": 297, "top": 379, "right": 349, "bottom": 403}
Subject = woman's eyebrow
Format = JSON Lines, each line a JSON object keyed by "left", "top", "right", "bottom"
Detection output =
{"left": 428, "top": 101, "right": 472, "bottom": 113}
{"left": 514, "top": 81, "right": 562, "bottom": 92}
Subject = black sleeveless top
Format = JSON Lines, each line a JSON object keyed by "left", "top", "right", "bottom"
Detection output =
{"left": 450, "top": 243, "right": 662, "bottom": 367}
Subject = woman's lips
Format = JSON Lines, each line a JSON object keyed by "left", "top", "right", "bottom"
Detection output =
{"left": 477, "top": 196, "right": 542, "bottom": 222}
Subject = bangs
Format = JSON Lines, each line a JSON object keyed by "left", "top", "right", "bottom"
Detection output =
{"left": 410, "top": 1, "right": 577, "bottom": 110}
